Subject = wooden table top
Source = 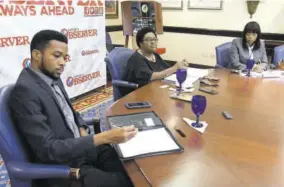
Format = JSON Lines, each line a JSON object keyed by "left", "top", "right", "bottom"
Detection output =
{"left": 105, "top": 69, "right": 284, "bottom": 187}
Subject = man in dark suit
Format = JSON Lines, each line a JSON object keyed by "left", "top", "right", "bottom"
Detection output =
{"left": 9, "top": 30, "right": 138, "bottom": 187}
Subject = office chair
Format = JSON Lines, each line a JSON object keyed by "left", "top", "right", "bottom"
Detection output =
{"left": 0, "top": 84, "right": 100, "bottom": 187}
{"left": 105, "top": 47, "right": 138, "bottom": 101}
{"left": 106, "top": 32, "right": 112, "bottom": 45}
{"left": 215, "top": 42, "right": 232, "bottom": 68}
{"left": 273, "top": 45, "right": 284, "bottom": 65}
{"left": 106, "top": 32, "right": 124, "bottom": 53}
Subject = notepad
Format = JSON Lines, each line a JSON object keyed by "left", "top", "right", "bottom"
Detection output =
{"left": 118, "top": 128, "right": 180, "bottom": 158}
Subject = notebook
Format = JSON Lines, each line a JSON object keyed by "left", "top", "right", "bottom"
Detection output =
{"left": 106, "top": 111, "right": 184, "bottom": 160}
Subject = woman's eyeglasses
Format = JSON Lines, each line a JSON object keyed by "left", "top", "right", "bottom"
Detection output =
{"left": 143, "top": 38, "right": 158, "bottom": 43}
{"left": 246, "top": 32, "right": 257, "bottom": 37}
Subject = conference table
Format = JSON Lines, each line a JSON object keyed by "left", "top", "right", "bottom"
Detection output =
{"left": 105, "top": 69, "right": 284, "bottom": 187}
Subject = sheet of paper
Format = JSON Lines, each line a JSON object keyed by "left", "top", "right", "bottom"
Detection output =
{"left": 262, "top": 70, "right": 283, "bottom": 78}
{"left": 160, "top": 85, "right": 169, "bottom": 88}
{"left": 187, "top": 68, "right": 209, "bottom": 78}
{"left": 164, "top": 73, "right": 199, "bottom": 88}
{"left": 183, "top": 117, "right": 208, "bottom": 134}
{"left": 176, "top": 76, "right": 199, "bottom": 88}
{"left": 164, "top": 68, "right": 209, "bottom": 80}
{"left": 169, "top": 87, "right": 195, "bottom": 93}
{"left": 118, "top": 128, "right": 179, "bottom": 158}
{"left": 144, "top": 118, "right": 155, "bottom": 126}
{"left": 164, "top": 74, "right": 176, "bottom": 82}
{"left": 164, "top": 68, "right": 209, "bottom": 87}
{"left": 240, "top": 70, "right": 284, "bottom": 78}
{"left": 240, "top": 72, "right": 262, "bottom": 77}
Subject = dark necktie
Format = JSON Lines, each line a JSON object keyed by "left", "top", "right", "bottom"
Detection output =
{"left": 51, "top": 81, "right": 80, "bottom": 138}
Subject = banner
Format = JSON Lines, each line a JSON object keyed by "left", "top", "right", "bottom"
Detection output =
{"left": 0, "top": 0, "right": 106, "bottom": 98}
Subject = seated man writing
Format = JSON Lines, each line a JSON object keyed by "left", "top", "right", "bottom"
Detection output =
{"left": 9, "top": 30, "right": 137, "bottom": 187}
{"left": 120, "top": 27, "right": 189, "bottom": 96}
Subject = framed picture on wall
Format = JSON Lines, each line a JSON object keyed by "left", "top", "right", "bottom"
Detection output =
{"left": 188, "top": 0, "right": 223, "bottom": 10}
{"left": 162, "top": 0, "right": 183, "bottom": 10}
{"left": 105, "top": 0, "right": 119, "bottom": 19}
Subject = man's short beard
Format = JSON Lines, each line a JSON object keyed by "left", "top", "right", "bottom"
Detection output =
{"left": 39, "top": 57, "right": 58, "bottom": 80}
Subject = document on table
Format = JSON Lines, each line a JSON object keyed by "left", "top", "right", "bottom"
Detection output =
{"left": 166, "top": 75, "right": 199, "bottom": 88}
{"left": 187, "top": 68, "right": 209, "bottom": 78}
{"left": 117, "top": 128, "right": 180, "bottom": 159}
{"left": 262, "top": 70, "right": 283, "bottom": 78}
{"left": 180, "top": 76, "right": 199, "bottom": 88}
{"left": 164, "top": 73, "right": 177, "bottom": 83}
{"left": 164, "top": 72, "right": 200, "bottom": 88}
{"left": 240, "top": 70, "right": 284, "bottom": 78}
{"left": 240, "top": 71, "right": 262, "bottom": 77}
{"left": 164, "top": 68, "right": 209, "bottom": 88}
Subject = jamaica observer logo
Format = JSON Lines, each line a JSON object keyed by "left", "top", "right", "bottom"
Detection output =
{"left": 66, "top": 77, "right": 74, "bottom": 87}
{"left": 81, "top": 48, "right": 99, "bottom": 56}
{"left": 22, "top": 58, "right": 31, "bottom": 68}
{"left": 60, "top": 28, "right": 97, "bottom": 40}
{"left": 66, "top": 71, "right": 100, "bottom": 87}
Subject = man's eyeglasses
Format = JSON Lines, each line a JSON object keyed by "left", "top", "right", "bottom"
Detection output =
{"left": 143, "top": 38, "right": 158, "bottom": 43}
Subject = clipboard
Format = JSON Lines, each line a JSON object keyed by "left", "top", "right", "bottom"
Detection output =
{"left": 106, "top": 111, "right": 184, "bottom": 161}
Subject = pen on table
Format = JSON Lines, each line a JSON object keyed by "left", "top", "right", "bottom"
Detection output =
{"left": 175, "top": 129, "right": 186, "bottom": 137}
{"left": 134, "top": 160, "right": 152, "bottom": 187}
{"left": 139, "top": 166, "right": 152, "bottom": 186}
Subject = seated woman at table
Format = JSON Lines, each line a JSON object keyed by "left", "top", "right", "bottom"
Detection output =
{"left": 121, "top": 27, "right": 188, "bottom": 96}
{"left": 229, "top": 21, "right": 268, "bottom": 72}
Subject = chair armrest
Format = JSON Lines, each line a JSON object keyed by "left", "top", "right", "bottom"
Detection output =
{"left": 7, "top": 161, "right": 71, "bottom": 180}
{"left": 113, "top": 44, "right": 124, "bottom": 48}
{"left": 82, "top": 117, "right": 100, "bottom": 126}
{"left": 82, "top": 117, "right": 101, "bottom": 134}
{"left": 112, "top": 80, "right": 138, "bottom": 88}
{"left": 215, "top": 64, "right": 228, "bottom": 69}
{"left": 215, "top": 64, "right": 223, "bottom": 68}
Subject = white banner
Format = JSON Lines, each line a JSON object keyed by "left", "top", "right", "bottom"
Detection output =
{"left": 0, "top": 0, "right": 106, "bottom": 98}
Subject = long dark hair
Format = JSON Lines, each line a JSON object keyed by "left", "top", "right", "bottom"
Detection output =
{"left": 242, "top": 21, "right": 261, "bottom": 50}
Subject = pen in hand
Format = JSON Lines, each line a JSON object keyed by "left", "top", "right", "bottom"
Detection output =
{"left": 112, "top": 125, "right": 121, "bottom": 129}
{"left": 112, "top": 125, "right": 138, "bottom": 133}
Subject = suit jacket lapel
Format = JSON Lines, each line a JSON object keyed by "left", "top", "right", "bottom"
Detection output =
{"left": 25, "top": 68, "right": 70, "bottom": 127}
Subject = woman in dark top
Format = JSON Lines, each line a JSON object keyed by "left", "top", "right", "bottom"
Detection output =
{"left": 121, "top": 27, "right": 188, "bottom": 96}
